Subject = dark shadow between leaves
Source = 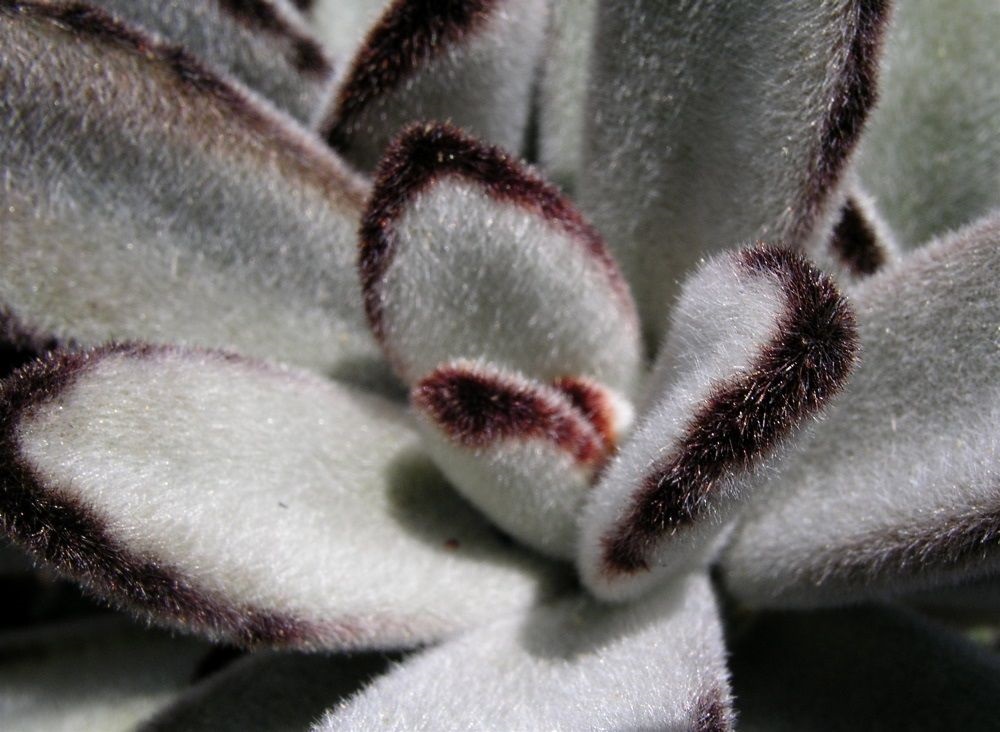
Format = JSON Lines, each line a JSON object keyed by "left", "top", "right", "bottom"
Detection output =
{"left": 731, "top": 605, "right": 1000, "bottom": 732}
{"left": 516, "top": 579, "right": 685, "bottom": 662}
{"left": 141, "top": 648, "right": 407, "bottom": 732}
{"left": 325, "top": 355, "right": 406, "bottom": 401}
{"left": 384, "top": 448, "right": 575, "bottom": 602}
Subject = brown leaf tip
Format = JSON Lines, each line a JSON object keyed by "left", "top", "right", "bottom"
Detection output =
{"left": 323, "top": 0, "right": 498, "bottom": 147}
{"left": 360, "top": 121, "right": 633, "bottom": 345}
{"left": 216, "top": 0, "right": 332, "bottom": 76}
{"left": 602, "top": 246, "right": 859, "bottom": 575}
{"left": 413, "top": 364, "right": 606, "bottom": 466}
{"left": 829, "top": 195, "right": 887, "bottom": 276}
{"left": 551, "top": 376, "right": 620, "bottom": 454}
{"left": 793, "top": 0, "right": 892, "bottom": 242}
{"left": 692, "top": 686, "right": 735, "bottom": 732}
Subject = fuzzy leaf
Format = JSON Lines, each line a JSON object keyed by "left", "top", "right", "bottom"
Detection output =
{"left": 856, "top": 0, "right": 1000, "bottom": 246}
{"left": 83, "top": 0, "right": 334, "bottom": 122}
{"left": 413, "top": 360, "right": 631, "bottom": 559}
{"left": 579, "top": 246, "right": 858, "bottom": 601}
{"left": 579, "top": 0, "right": 891, "bottom": 336}
{"left": 319, "top": 0, "right": 549, "bottom": 170}
{"left": 810, "top": 182, "right": 900, "bottom": 282}
{"left": 722, "top": 212, "right": 1000, "bottom": 606}
{"left": 0, "top": 2, "right": 381, "bottom": 386}
{"left": 302, "top": 0, "right": 394, "bottom": 60}
{"left": 0, "top": 345, "right": 560, "bottom": 650}
{"left": 361, "top": 123, "right": 642, "bottom": 395}
{"left": 536, "top": 0, "right": 598, "bottom": 190}
{"left": 316, "top": 573, "right": 733, "bottom": 731}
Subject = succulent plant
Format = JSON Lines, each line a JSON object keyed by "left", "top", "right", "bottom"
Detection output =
{"left": 1, "top": 0, "right": 998, "bottom": 729}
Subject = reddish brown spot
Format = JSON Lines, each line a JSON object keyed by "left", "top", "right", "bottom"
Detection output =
{"left": 692, "top": 686, "right": 735, "bottom": 732}
{"left": 0, "top": 344, "right": 319, "bottom": 649}
{"left": 216, "top": 0, "right": 332, "bottom": 76}
{"left": 414, "top": 365, "right": 605, "bottom": 466}
{"left": 829, "top": 196, "right": 887, "bottom": 276}
{"left": 552, "top": 376, "right": 618, "bottom": 452}
{"left": 791, "top": 0, "right": 891, "bottom": 244}
{"left": 323, "top": 0, "right": 498, "bottom": 151}
{"left": 602, "top": 246, "right": 859, "bottom": 574}
{"left": 360, "top": 122, "right": 635, "bottom": 349}
{"left": 444, "top": 538, "right": 460, "bottom": 550}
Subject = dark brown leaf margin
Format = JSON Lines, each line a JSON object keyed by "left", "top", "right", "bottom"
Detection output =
{"left": 0, "top": 1, "right": 365, "bottom": 208}
{"left": 790, "top": 0, "right": 891, "bottom": 244}
{"left": 692, "top": 684, "right": 735, "bottom": 732}
{"left": 601, "top": 246, "right": 859, "bottom": 575}
{"left": 359, "top": 121, "right": 636, "bottom": 354}
{"left": 552, "top": 376, "right": 620, "bottom": 454}
{"left": 413, "top": 363, "right": 608, "bottom": 468}
{"left": 827, "top": 194, "right": 888, "bottom": 276}
{"left": 322, "top": 0, "right": 498, "bottom": 151}
{"left": 3, "top": 2, "right": 239, "bottom": 105}
{"left": 0, "top": 344, "right": 358, "bottom": 649}
{"left": 216, "top": 0, "right": 332, "bottom": 77}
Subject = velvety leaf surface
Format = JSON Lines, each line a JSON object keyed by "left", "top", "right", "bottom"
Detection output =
{"left": 317, "top": 573, "right": 733, "bottom": 731}
{"left": 83, "top": 0, "right": 334, "bottom": 122}
{"left": 856, "top": 0, "right": 1000, "bottom": 246}
{"left": 361, "top": 123, "right": 642, "bottom": 395}
{"left": 0, "top": 345, "right": 561, "bottom": 651}
{"left": 811, "top": 182, "right": 900, "bottom": 283}
{"left": 580, "top": 0, "right": 890, "bottom": 337}
{"left": 413, "top": 360, "right": 631, "bottom": 559}
{"left": 536, "top": 0, "right": 597, "bottom": 190}
{"left": 304, "top": 0, "right": 394, "bottom": 60}
{"left": 0, "top": 2, "right": 383, "bottom": 386}
{"left": 580, "top": 246, "right": 858, "bottom": 601}
{"left": 320, "top": 0, "right": 548, "bottom": 171}
{"left": 723, "top": 212, "right": 1000, "bottom": 606}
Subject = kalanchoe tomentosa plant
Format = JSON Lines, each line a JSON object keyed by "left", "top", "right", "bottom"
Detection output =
{"left": 1, "top": 0, "right": 999, "bottom": 729}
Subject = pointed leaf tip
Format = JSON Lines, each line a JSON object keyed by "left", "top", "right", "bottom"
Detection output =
{"left": 317, "top": 573, "right": 732, "bottom": 731}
